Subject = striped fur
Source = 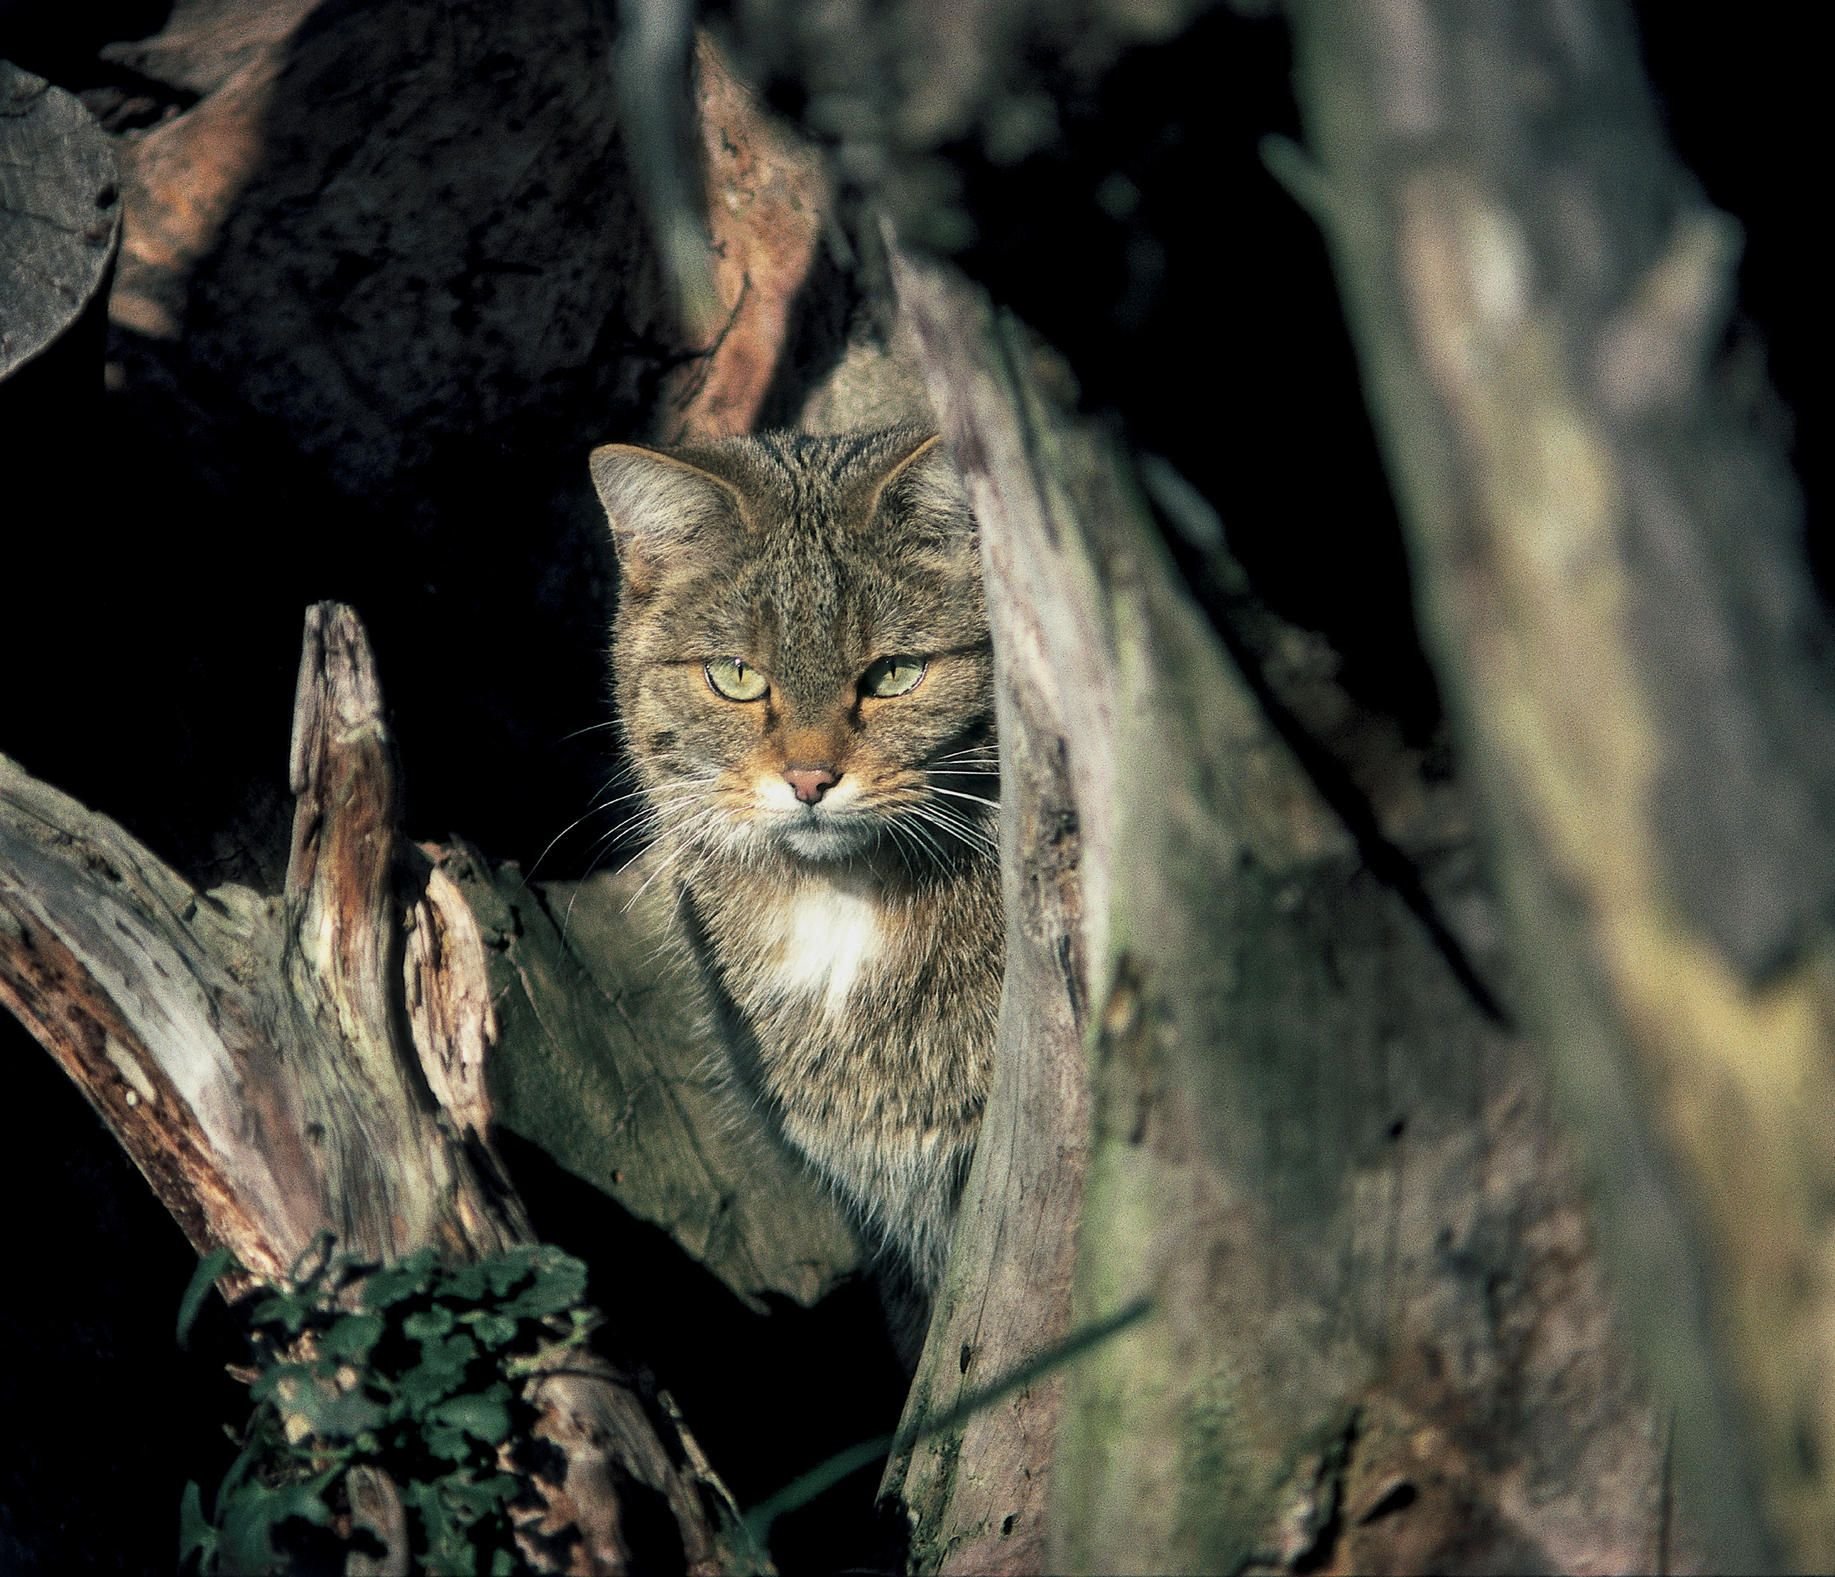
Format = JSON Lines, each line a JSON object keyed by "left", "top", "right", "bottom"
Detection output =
{"left": 591, "top": 427, "right": 1002, "bottom": 1290}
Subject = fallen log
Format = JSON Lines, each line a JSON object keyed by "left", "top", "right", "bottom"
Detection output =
{"left": 0, "top": 602, "right": 745, "bottom": 1574}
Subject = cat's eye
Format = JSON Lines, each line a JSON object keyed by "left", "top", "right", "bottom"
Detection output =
{"left": 705, "top": 658, "right": 769, "bottom": 701}
{"left": 861, "top": 656, "right": 926, "bottom": 698}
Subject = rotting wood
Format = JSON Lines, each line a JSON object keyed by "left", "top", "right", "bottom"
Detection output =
{"left": 884, "top": 247, "right": 1675, "bottom": 1575}
{"left": 1289, "top": 0, "right": 1835, "bottom": 1564}
{"left": 653, "top": 34, "right": 832, "bottom": 443}
{"left": 447, "top": 838, "right": 865, "bottom": 1311}
{"left": 0, "top": 602, "right": 741, "bottom": 1575}
{"left": 0, "top": 61, "right": 120, "bottom": 382}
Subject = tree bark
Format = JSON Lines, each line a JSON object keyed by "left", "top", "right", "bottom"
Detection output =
{"left": 0, "top": 61, "right": 119, "bottom": 383}
{"left": 881, "top": 253, "right": 1674, "bottom": 1573}
{"left": 453, "top": 841, "right": 864, "bottom": 1310}
{"left": 0, "top": 603, "right": 742, "bottom": 1575}
{"left": 879, "top": 256, "right": 1100, "bottom": 1577}
{"left": 1289, "top": 1, "right": 1835, "bottom": 1566}
{"left": 11, "top": 1, "right": 1828, "bottom": 1569}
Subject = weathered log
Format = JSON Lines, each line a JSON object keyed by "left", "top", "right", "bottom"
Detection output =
{"left": 0, "top": 61, "right": 119, "bottom": 383}
{"left": 105, "top": 2, "right": 840, "bottom": 492}
{"left": 883, "top": 250, "right": 1674, "bottom": 1573}
{"left": 449, "top": 842, "right": 864, "bottom": 1309}
{"left": 875, "top": 256, "right": 1100, "bottom": 1577}
{"left": 1288, "top": 0, "right": 1835, "bottom": 1565}
{"left": 0, "top": 603, "right": 739, "bottom": 1574}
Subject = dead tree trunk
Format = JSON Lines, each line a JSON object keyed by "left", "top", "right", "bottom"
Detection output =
{"left": 1287, "top": 1, "right": 1835, "bottom": 1566}
{"left": 0, "top": 604, "right": 743, "bottom": 1574}
{"left": 880, "top": 249, "right": 1672, "bottom": 1575}
{"left": 0, "top": 61, "right": 119, "bottom": 384}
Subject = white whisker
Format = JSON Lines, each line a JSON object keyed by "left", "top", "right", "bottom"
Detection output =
{"left": 876, "top": 819, "right": 918, "bottom": 881}
{"left": 559, "top": 718, "right": 625, "bottom": 742}
{"left": 928, "top": 786, "right": 1001, "bottom": 810}
{"left": 899, "top": 814, "right": 950, "bottom": 869}
{"left": 911, "top": 803, "right": 999, "bottom": 860}
{"left": 522, "top": 804, "right": 608, "bottom": 886}
{"left": 622, "top": 821, "right": 712, "bottom": 914}
{"left": 588, "top": 782, "right": 661, "bottom": 813}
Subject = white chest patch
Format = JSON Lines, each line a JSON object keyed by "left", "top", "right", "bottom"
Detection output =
{"left": 766, "top": 883, "right": 886, "bottom": 1016}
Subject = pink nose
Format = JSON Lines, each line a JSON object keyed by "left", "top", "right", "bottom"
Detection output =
{"left": 784, "top": 766, "right": 839, "bottom": 804}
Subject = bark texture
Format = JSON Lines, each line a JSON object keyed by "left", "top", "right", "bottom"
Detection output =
{"left": 453, "top": 843, "right": 864, "bottom": 1310}
{"left": 879, "top": 257, "right": 1100, "bottom": 1577}
{"left": 0, "top": 604, "right": 739, "bottom": 1574}
{"left": 1290, "top": 1, "right": 1835, "bottom": 1565}
{"left": 881, "top": 252, "right": 1674, "bottom": 1575}
{"left": 0, "top": 61, "right": 120, "bottom": 381}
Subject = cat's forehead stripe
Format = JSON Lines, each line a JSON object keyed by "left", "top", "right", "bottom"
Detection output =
{"left": 614, "top": 423, "right": 986, "bottom": 698}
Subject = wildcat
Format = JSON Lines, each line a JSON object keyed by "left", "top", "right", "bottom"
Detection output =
{"left": 589, "top": 426, "right": 1002, "bottom": 1294}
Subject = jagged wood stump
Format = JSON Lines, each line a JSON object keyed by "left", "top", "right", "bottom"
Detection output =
{"left": 0, "top": 603, "right": 744, "bottom": 1575}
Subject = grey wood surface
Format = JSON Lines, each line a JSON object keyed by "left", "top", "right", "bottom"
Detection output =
{"left": 0, "top": 62, "right": 118, "bottom": 382}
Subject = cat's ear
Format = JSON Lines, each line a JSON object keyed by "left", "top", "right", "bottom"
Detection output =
{"left": 589, "top": 444, "right": 744, "bottom": 598}
{"left": 862, "top": 432, "right": 978, "bottom": 562}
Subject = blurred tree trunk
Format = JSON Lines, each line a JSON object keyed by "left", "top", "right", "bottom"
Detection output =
{"left": 0, "top": 59, "right": 121, "bottom": 478}
{"left": 0, "top": 61, "right": 119, "bottom": 383}
{"left": 1287, "top": 1, "right": 1835, "bottom": 1567}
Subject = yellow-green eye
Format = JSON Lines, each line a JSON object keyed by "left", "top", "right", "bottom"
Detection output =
{"left": 861, "top": 656, "right": 926, "bottom": 698}
{"left": 705, "top": 658, "right": 769, "bottom": 701}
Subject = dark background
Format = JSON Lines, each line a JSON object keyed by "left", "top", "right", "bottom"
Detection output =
{"left": 0, "top": 2, "right": 1821, "bottom": 1570}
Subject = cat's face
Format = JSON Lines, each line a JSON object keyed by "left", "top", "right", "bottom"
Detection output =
{"left": 592, "top": 429, "right": 997, "bottom": 869}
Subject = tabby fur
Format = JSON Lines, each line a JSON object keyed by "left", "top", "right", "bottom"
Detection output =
{"left": 589, "top": 426, "right": 1002, "bottom": 1290}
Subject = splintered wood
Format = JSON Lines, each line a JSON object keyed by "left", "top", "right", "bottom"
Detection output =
{"left": 0, "top": 603, "right": 733, "bottom": 1575}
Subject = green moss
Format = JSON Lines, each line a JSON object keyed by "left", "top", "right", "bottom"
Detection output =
{"left": 179, "top": 1242, "right": 597, "bottom": 1576}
